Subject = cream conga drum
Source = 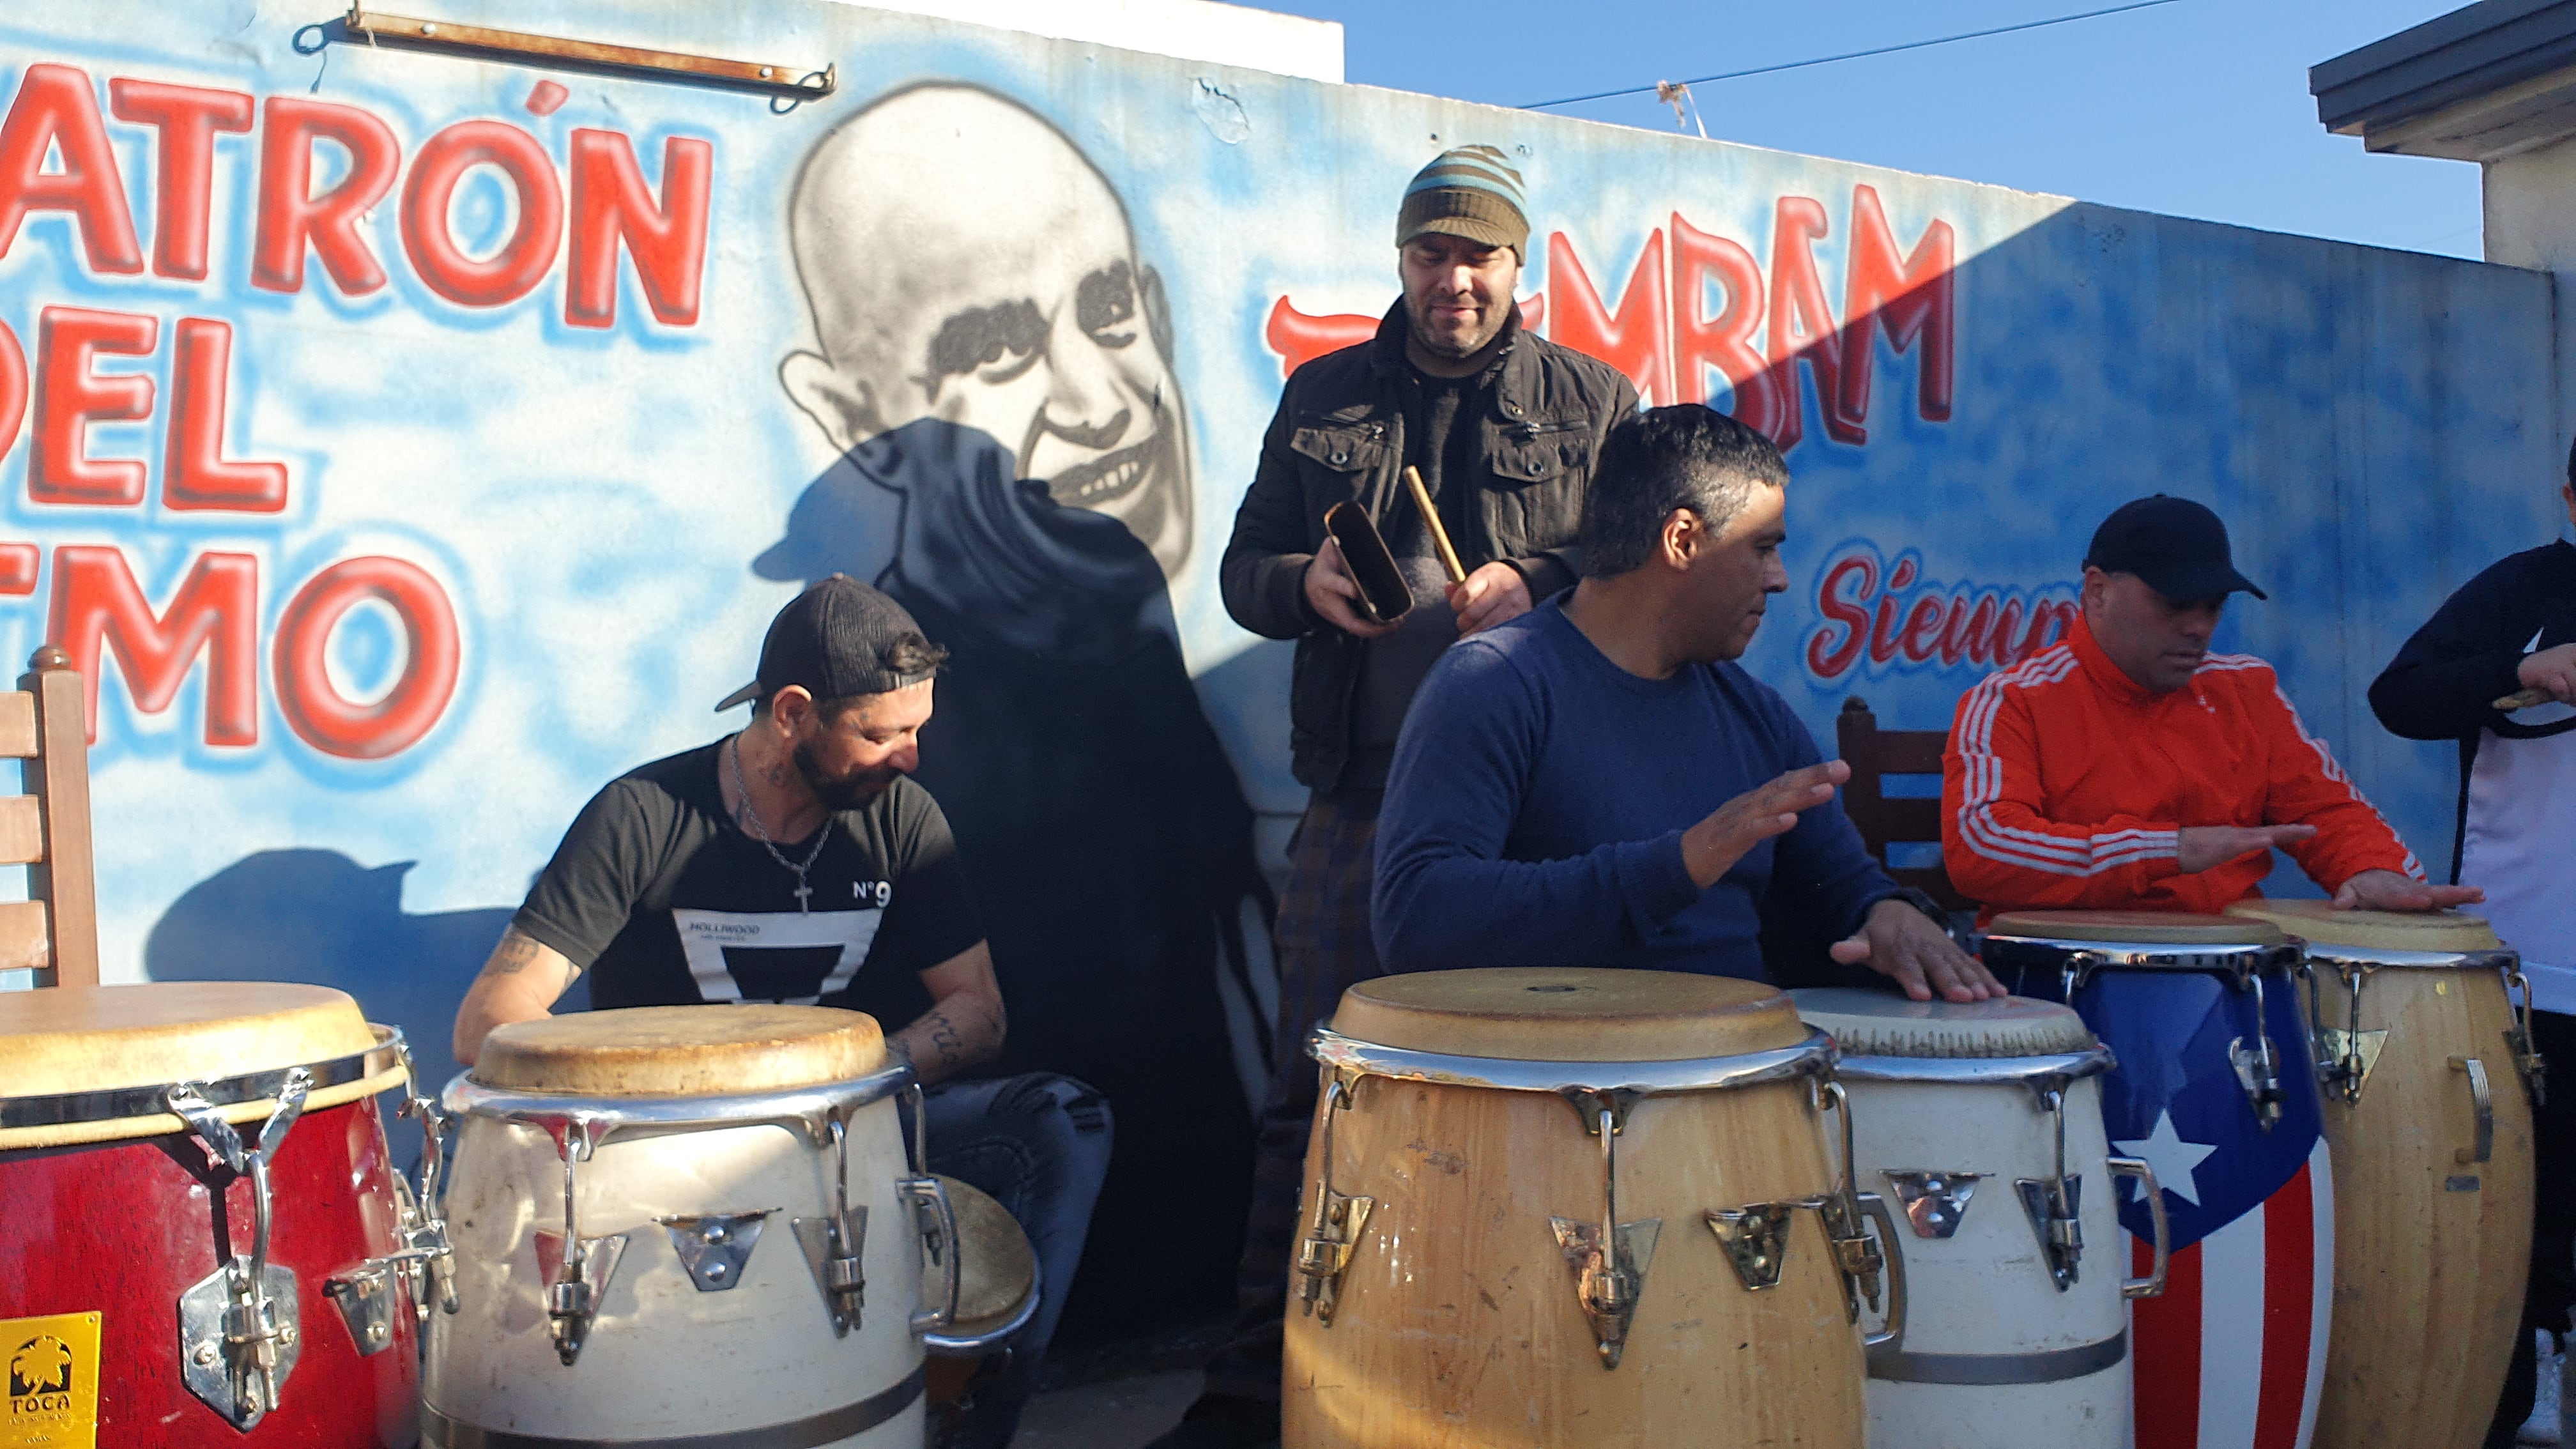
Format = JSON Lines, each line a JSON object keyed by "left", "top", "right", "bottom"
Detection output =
{"left": 1792, "top": 990, "right": 2167, "bottom": 1449}
{"left": 424, "top": 1006, "right": 1007, "bottom": 1448}
{"left": 2227, "top": 900, "right": 2538, "bottom": 1449}
{"left": 0, "top": 983, "right": 425, "bottom": 1446}
{"left": 1282, "top": 969, "right": 1896, "bottom": 1449}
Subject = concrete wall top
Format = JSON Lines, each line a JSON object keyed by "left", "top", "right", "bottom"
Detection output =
{"left": 827, "top": 0, "right": 1343, "bottom": 80}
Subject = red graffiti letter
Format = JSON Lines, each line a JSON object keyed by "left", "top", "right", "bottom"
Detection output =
{"left": 0, "top": 546, "right": 35, "bottom": 597}
{"left": 163, "top": 319, "right": 286, "bottom": 513}
{"left": 107, "top": 79, "right": 253, "bottom": 282}
{"left": 1547, "top": 229, "right": 1673, "bottom": 405}
{"left": 47, "top": 546, "right": 258, "bottom": 746}
{"left": 1899, "top": 595, "right": 1947, "bottom": 663}
{"left": 1806, "top": 553, "right": 1876, "bottom": 679}
{"left": 402, "top": 120, "right": 564, "bottom": 307}
{"left": 1839, "top": 185, "right": 1955, "bottom": 436}
{"left": 0, "top": 321, "right": 24, "bottom": 463}
{"left": 274, "top": 556, "right": 460, "bottom": 759}
{"left": 1670, "top": 213, "right": 1786, "bottom": 441}
{"left": 1767, "top": 197, "right": 1855, "bottom": 450}
{"left": 29, "top": 306, "right": 157, "bottom": 507}
{"left": 565, "top": 129, "right": 711, "bottom": 328}
{"left": 253, "top": 96, "right": 399, "bottom": 296}
{"left": 0, "top": 65, "right": 143, "bottom": 275}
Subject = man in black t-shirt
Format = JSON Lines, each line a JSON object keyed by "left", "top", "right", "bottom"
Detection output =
{"left": 452, "top": 576, "right": 1110, "bottom": 1449}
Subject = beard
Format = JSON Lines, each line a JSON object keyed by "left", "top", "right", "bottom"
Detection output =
{"left": 795, "top": 739, "right": 904, "bottom": 811}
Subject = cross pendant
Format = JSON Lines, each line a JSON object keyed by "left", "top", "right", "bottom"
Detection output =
{"left": 793, "top": 881, "right": 813, "bottom": 913}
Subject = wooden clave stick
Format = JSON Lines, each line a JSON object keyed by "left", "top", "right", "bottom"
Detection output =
{"left": 1401, "top": 466, "right": 1467, "bottom": 585}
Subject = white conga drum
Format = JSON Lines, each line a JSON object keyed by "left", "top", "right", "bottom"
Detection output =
{"left": 1282, "top": 969, "right": 1897, "bottom": 1449}
{"left": 422, "top": 1005, "right": 1017, "bottom": 1447}
{"left": 1791, "top": 989, "right": 2168, "bottom": 1449}
{"left": 2227, "top": 900, "right": 2538, "bottom": 1449}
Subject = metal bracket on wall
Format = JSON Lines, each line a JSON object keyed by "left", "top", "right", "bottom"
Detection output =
{"left": 342, "top": 10, "right": 836, "bottom": 101}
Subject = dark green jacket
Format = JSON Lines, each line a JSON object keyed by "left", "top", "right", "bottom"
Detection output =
{"left": 1220, "top": 301, "right": 1640, "bottom": 793}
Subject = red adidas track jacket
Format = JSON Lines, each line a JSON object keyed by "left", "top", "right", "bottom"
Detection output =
{"left": 1942, "top": 612, "right": 2420, "bottom": 918}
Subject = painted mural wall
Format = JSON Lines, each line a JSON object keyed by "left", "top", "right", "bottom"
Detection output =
{"left": 0, "top": 0, "right": 2557, "bottom": 1331}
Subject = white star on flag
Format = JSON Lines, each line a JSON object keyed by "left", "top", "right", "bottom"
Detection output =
{"left": 2113, "top": 1108, "right": 2218, "bottom": 1206}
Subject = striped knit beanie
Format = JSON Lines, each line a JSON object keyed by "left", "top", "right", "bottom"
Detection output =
{"left": 1397, "top": 144, "right": 1529, "bottom": 257}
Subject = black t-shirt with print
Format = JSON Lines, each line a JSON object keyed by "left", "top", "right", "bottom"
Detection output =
{"left": 511, "top": 742, "right": 982, "bottom": 1031}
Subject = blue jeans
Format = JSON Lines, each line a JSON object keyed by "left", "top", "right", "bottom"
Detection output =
{"left": 917, "top": 1072, "right": 1114, "bottom": 1449}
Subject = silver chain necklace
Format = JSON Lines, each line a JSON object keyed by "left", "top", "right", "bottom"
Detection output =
{"left": 728, "top": 735, "right": 831, "bottom": 912}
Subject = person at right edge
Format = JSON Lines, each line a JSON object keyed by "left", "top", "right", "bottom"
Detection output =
{"left": 2370, "top": 443, "right": 2576, "bottom": 1449}
{"left": 1149, "top": 145, "right": 1638, "bottom": 1449}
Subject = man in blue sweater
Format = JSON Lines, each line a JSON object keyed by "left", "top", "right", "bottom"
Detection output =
{"left": 1373, "top": 404, "right": 2000, "bottom": 998}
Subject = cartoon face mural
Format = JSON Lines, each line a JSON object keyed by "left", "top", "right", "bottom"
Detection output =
{"left": 778, "top": 83, "right": 1193, "bottom": 581}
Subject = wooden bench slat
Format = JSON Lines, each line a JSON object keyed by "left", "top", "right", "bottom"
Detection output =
{"left": 0, "top": 693, "right": 36, "bottom": 759}
{"left": 0, "top": 795, "right": 42, "bottom": 865}
{"left": 0, "top": 899, "right": 49, "bottom": 973}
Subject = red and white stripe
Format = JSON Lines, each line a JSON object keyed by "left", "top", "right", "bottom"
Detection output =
{"left": 1951, "top": 645, "right": 2179, "bottom": 877}
{"left": 2125, "top": 1140, "right": 2334, "bottom": 1449}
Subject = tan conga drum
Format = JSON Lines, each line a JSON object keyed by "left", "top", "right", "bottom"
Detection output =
{"left": 2228, "top": 899, "right": 2538, "bottom": 1449}
{"left": 922, "top": 1174, "right": 1041, "bottom": 1407}
{"left": 1282, "top": 969, "right": 1895, "bottom": 1449}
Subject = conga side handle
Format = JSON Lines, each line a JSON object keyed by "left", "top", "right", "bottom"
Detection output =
{"left": 2450, "top": 1057, "right": 2496, "bottom": 1165}
{"left": 2505, "top": 965, "right": 2549, "bottom": 1107}
{"left": 2105, "top": 1156, "right": 2169, "bottom": 1299}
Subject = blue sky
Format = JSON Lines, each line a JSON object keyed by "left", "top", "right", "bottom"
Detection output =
{"left": 1267, "top": 0, "right": 2485, "bottom": 259}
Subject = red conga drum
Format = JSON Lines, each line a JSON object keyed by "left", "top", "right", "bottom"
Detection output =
{"left": 0, "top": 983, "right": 430, "bottom": 1446}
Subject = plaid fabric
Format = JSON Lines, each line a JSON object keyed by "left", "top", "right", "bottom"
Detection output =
{"left": 1201, "top": 791, "right": 1384, "bottom": 1401}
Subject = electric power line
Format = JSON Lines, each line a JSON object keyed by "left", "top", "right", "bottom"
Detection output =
{"left": 1522, "top": 0, "right": 2186, "bottom": 111}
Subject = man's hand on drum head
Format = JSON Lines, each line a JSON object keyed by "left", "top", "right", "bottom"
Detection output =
{"left": 2175, "top": 823, "right": 2317, "bottom": 873}
{"left": 2331, "top": 868, "right": 2485, "bottom": 913}
{"left": 1679, "top": 760, "right": 1848, "bottom": 890}
{"left": 1830, "top": 898, "right": 2005, "bottom": 1004}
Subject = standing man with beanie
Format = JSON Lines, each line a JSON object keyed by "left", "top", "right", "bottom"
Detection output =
{"left": 2370, "top": 447, "right": 2576, "bottom": 1447}
{"left": 1149, "top": 146, "right": 1637, "bottom": 1449}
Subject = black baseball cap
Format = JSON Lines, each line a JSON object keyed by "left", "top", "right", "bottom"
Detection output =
{"left": 715, "top": 576, "right": 940, "bottom": 711}
{"left": 2083, "top": 494, "right": 2267, "bottom": 602}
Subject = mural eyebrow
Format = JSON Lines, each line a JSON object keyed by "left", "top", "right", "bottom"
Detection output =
{"left": 1076, "top": 259, "right": 1137, "bottom": 337}
{"left": 917, "top": 298, "right": 1048, "bottom": 398}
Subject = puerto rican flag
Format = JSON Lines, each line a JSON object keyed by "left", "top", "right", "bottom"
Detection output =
{"left": 2091, "top": 974, "right": 2333, "bottom": 1449}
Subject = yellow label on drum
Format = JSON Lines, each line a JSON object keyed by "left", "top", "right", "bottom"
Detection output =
{"left": 1, "top": 1313, "right": 98, "bottom": 1449}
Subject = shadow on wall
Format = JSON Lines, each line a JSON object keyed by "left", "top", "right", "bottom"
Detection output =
{"left": 145, "top": 850, "right": 555, "bottom": 1167}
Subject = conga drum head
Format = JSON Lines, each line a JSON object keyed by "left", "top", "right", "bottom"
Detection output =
{"left": 1985, "top": 910, "right": 2287, "bottom": 947}
{"left": 0, "top": 981, "right": 400, "bottom": 1151}
{"left": 940, "top": 1174, "right": 1037, "bottom": 1340}
{"left": 2225, "top": 898, "right": 2504, "bottom": 956}
{"left": 1790, "top": 989, "right": 2099, "bottom": 1059}
{"left": 473, "top": 1004, "right": 885, "bottom": 1096}
{"left": 1330, "top": 967, "right": 1807, "bottom": 1061}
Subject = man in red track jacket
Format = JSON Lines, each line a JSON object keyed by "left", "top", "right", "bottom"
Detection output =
{"left": 1943, "top": 495, "right": 2480, "bottom": 919}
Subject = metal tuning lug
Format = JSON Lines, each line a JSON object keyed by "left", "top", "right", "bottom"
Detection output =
{"left": 902, "top": 1172, "right": 962, "bottom": 1336}
{"left": 534, "top": 1229, "right": 629, "bottom": 1364}
{"left": 1292, "top": 1075, "right": 1372, "bottom": 1326}
{"left": 1818, "top": 1194, "right": 1887, "bottom": 1319}
{"left": 1294, "top": 1191, "right": 1375, "bottom": 1326}
{"left": 394, "top": 1045, "right": 461, "bottom": 1319}
{"left": 2017, "top": 1085, "right": 2084, "bottom": 1291}
{"left": 1880, "top": 1170, "right": 1981, "bottom": 1239}
{"left": 324, "top": 1264, "right": 400, "bottom": 1357}
{"left": 792, "top": 1117, "right": 868, "bottom": 1334}
{"left": 2507, "top": 968, "right": 2549, "bottom": 1107}
{"left": 1551, "top": 1215, "right": 1659, "bottom": 1370}
{"left": 657, "top": 1211, "right": 777, "bottom": 1292}
{"left": 1552, "top": 1089, "right": 1655, "bottom": 1369}
{"left": 2104, "top": 1156, "right": 2169, "bottom": 1300}
{"left": 167, "top": 1068, "right": 311, "bottom": 1430}
{"left": 2314, "top": 1029, "right": 2389, "bottom": 1105}
{"left": 2016, "top": 1176, "right": 2085, "bottom": 1291}
{"left": 2228, "top": 1035, "right": 2285, "bottom": 1130}
{"left": 1706, "top": 1202, "right": 1797, "bottom": 1291}
{"left": 537, "top": 1117, "right": 627, "bottom": 1365}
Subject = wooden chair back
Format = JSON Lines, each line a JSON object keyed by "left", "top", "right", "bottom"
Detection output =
{"left": 1836, "top": 696, "right": 1970, "bottom": 914}
{"left": 1, "top": 647, "right": 98, "bottom": 988}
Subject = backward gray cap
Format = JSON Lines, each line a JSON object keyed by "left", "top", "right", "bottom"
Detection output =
{"left": 716, "top": 575, "right": 939, "bottom": 710}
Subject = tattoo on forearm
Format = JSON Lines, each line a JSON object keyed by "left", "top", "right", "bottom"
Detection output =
{"left": 482, "top": 930, "right": 543, "bottom": 977}
{"left": 923, "top": 1010, "right": 966, "bottom": 1069}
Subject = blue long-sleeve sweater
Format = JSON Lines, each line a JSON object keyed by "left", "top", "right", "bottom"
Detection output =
{"left": 1371, "top": 597, "right": 1899, "bottom": 979}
